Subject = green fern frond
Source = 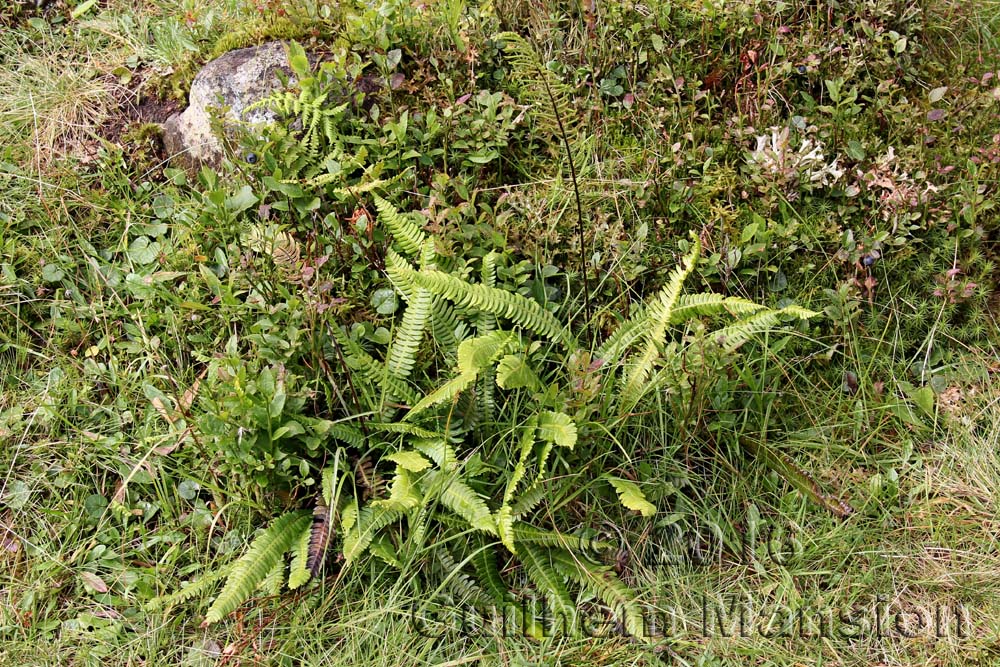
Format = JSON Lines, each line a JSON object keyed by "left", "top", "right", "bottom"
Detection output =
{"left": 407, "top": 268, "right": 567, "bottom": 343}
{"left": 412, "top": 438, "right": 458, "bottom": 471}
{"left": 386, "top": 285, "right": 431, "bottom": 379}
{"left": 369, "top": 535, "right": 402, "bottom": 568}
{"left": 470, "top": 538, "right": 512, "bottom": 603}
{"left": 511, "top": 482, "right": 549, "bottom": 518}
{"left": 495, "top": 354, "right": 542, "bottom": 391}
{"left": 713, "top": 304, "right": 817, "bottom": 353}
{"left": 369, "top": 422, "right": 443, "bottom": 439}
{"left": 374, "top": 194, "right": 426, "bottom": 256}
{"left": 374, "top": 466, "right": 422, "bottom": 511}
{"left": 536, "top": 411, "right": 577, "bottom": 449}
{"left": 258, "top": 560, "right": 285, "bottom": 596}
{"left": 327, "top": 324, "right": 420, "bottom": 407}
{"left": 406, "top": 371, "right": 477, "bottom": 416}
{"left": 146, "top": 563, "right": 234, "bottom": 612}
{"left": 520, "top": 544, "right": 577, "bottom": 629}
{"left": 670, "top": 293, "right": 769, "bottom": 324}
{"left": 495, "top": 32, "right": 577, "bottom": 147}
{"left": 512, "top": 524, "right": 611, "bottom": 553}
{"left": 620, "top": 237, "right": 701, "bottom": 407}
{"left": 547, "top": 548, "right": 646, "bottom": 638}
{"left": 437, "top": 547, "right": 489, "bottom": 604}
{"left": 204, "top": 510, "right": 311, "bottom": 624}
{"left": 287, "top": 520, "right": 313, "bottom": 589}
{"left": 385, "top": 247, "right": 417, "bottom": 302}
{"left": 594, "top": 307, "right": 647, "bottom": 364}
{"left": 423, "top": 470, "right": 497, "bottom": 535}
{"left": 342, "top": 505, "right": 405, "bottom": 566}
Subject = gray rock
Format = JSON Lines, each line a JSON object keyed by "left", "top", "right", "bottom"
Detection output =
{"left": 162, "top": 41, "right": 295, "bottom": 168}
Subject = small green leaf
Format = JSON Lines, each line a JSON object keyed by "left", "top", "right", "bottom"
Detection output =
{"left": 607, "top": 476, "right": 656, "bottom": 517}
{"left": 912, "top": 386, "right": 935, "bottom": 417}
{"left": 128, "top": 236, "right": 161, "bottom": 265}
{"left": 41, "top": 263, "right": 65, "bottom": 283}
{"left": 496, "top": 354, "right": 541, "bottom": 391}
{"left": 70, "top": 0, "right": 98, "bottom": 19}
{"left": 371, "top": 288, "right": 398, "bottom": 315}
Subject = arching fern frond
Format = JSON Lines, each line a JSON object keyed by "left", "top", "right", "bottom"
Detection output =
{"left": 423, "top": 470, "right": 497, "bottom": 535}
{"left": 520, "top": 544, "right": 577, "bottom": 629}
{"left": 548, "top": 547, "right": 647, "bottom": 638}
{"left": 204, "top": 510, "right": 311, "bottom": 625}
{"left": 713, "top": 304, "right": 817, "bottom": 353}
{"left": 408, "top": 268, "right": 567, "bottom": 343}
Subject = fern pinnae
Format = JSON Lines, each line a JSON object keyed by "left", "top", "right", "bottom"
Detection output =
{"left": 146, "top": 563, "right": 234, "bottom": 612}
{"left": 204, "top": 510, "right": 312, "bottom": 625}
{"left": 341, "top": 504, "right": 405, "bottom": 566}
{"left": 510, "top": 482, "right": 548, "bottom": 519}
{"left": 713, "top": 304, "right": 816, "bottom": 354}
{"left": 287, "top": 520, "right": 313, "bottom": 589}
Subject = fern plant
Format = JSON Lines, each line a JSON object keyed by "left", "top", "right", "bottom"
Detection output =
{"left": 179, "top": 196, "right": 823, "bottom": 636}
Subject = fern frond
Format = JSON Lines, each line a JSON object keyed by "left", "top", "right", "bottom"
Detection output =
{"left": 437, "top": 547, "right": 489, "bottom": 604}
{"left": 406, "top": 332, "right": 516, "bottom": 418}
{"left": 327, "top": 324, "right": 420, "bottom": 407}
{"left": 369, "top": 535, "right": 402, "bottom": 568}
{"left": 547, "top": 547, "right": 646, "bottom": 638}
{"left": 519, "top": 544, "right": 577, "bottom": 630}
{"left": 306, "top": 501, "right": 336, "bottom": 577}
{"left": 287, "top": 515, "right": 313, "bottom": 589}
{"left": 429, "top": 295, "right": 468, "bottom": 351}
{"left": 369, "top": 422, "right": 444, "bottom": 439}
{"left": 713, "top": 304, "right": 817, "bottom": 353}
{"left": 385, "top": 247, "right": 417, "bottom": 303}
{"left": 511, "top": 482, "right": 548, "bottom": 519}
{"left": 406, "top": 371, "right": 477, "bottom": 416}
{"left": 408, "top": 268, "right": 567, "bottom": 343}
{"left": 620, "top": 237, "right": 701, "bottom": 407}
{"left": 512, "top": 524, "right": 611, "bottom": 553}
{"left": 342, "top": 505, "right": 405, "bottom": 566}
{"left": 146, "top": 563, "right": 234, "bottom": 611}
{"left": 536, "top": 411, "right": 577, "bottom": 449}
{"left": 412, "top": 438, "right": 458, "bottom": 471}
{"left": 594, "top": 307, "right": 647, "bottom": 364}
{"left": 495, "top": 32, "right": 577, "bottom": 146}
{"left": 470, "top": 538, "right": 511, "bottom": 603}
{"left": 204, "top": 510, "right": 311, "bottom": 624}
{"left": 423, "top": 470, "right": 497, "bottom": 535}
{"left": 670, "top": 293, "right": 769, "bottom": 324}
{"left": 374, "top": 194, "right": 426, "bottom": 256}
{"left": 386, "top": 286, "right": 431, "bottom": 379}
{"left": 258, "top": 560, "right": 285, "bottom": 596}
{"left": 374, "top": 466, "right": 422, "bottom": 511}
